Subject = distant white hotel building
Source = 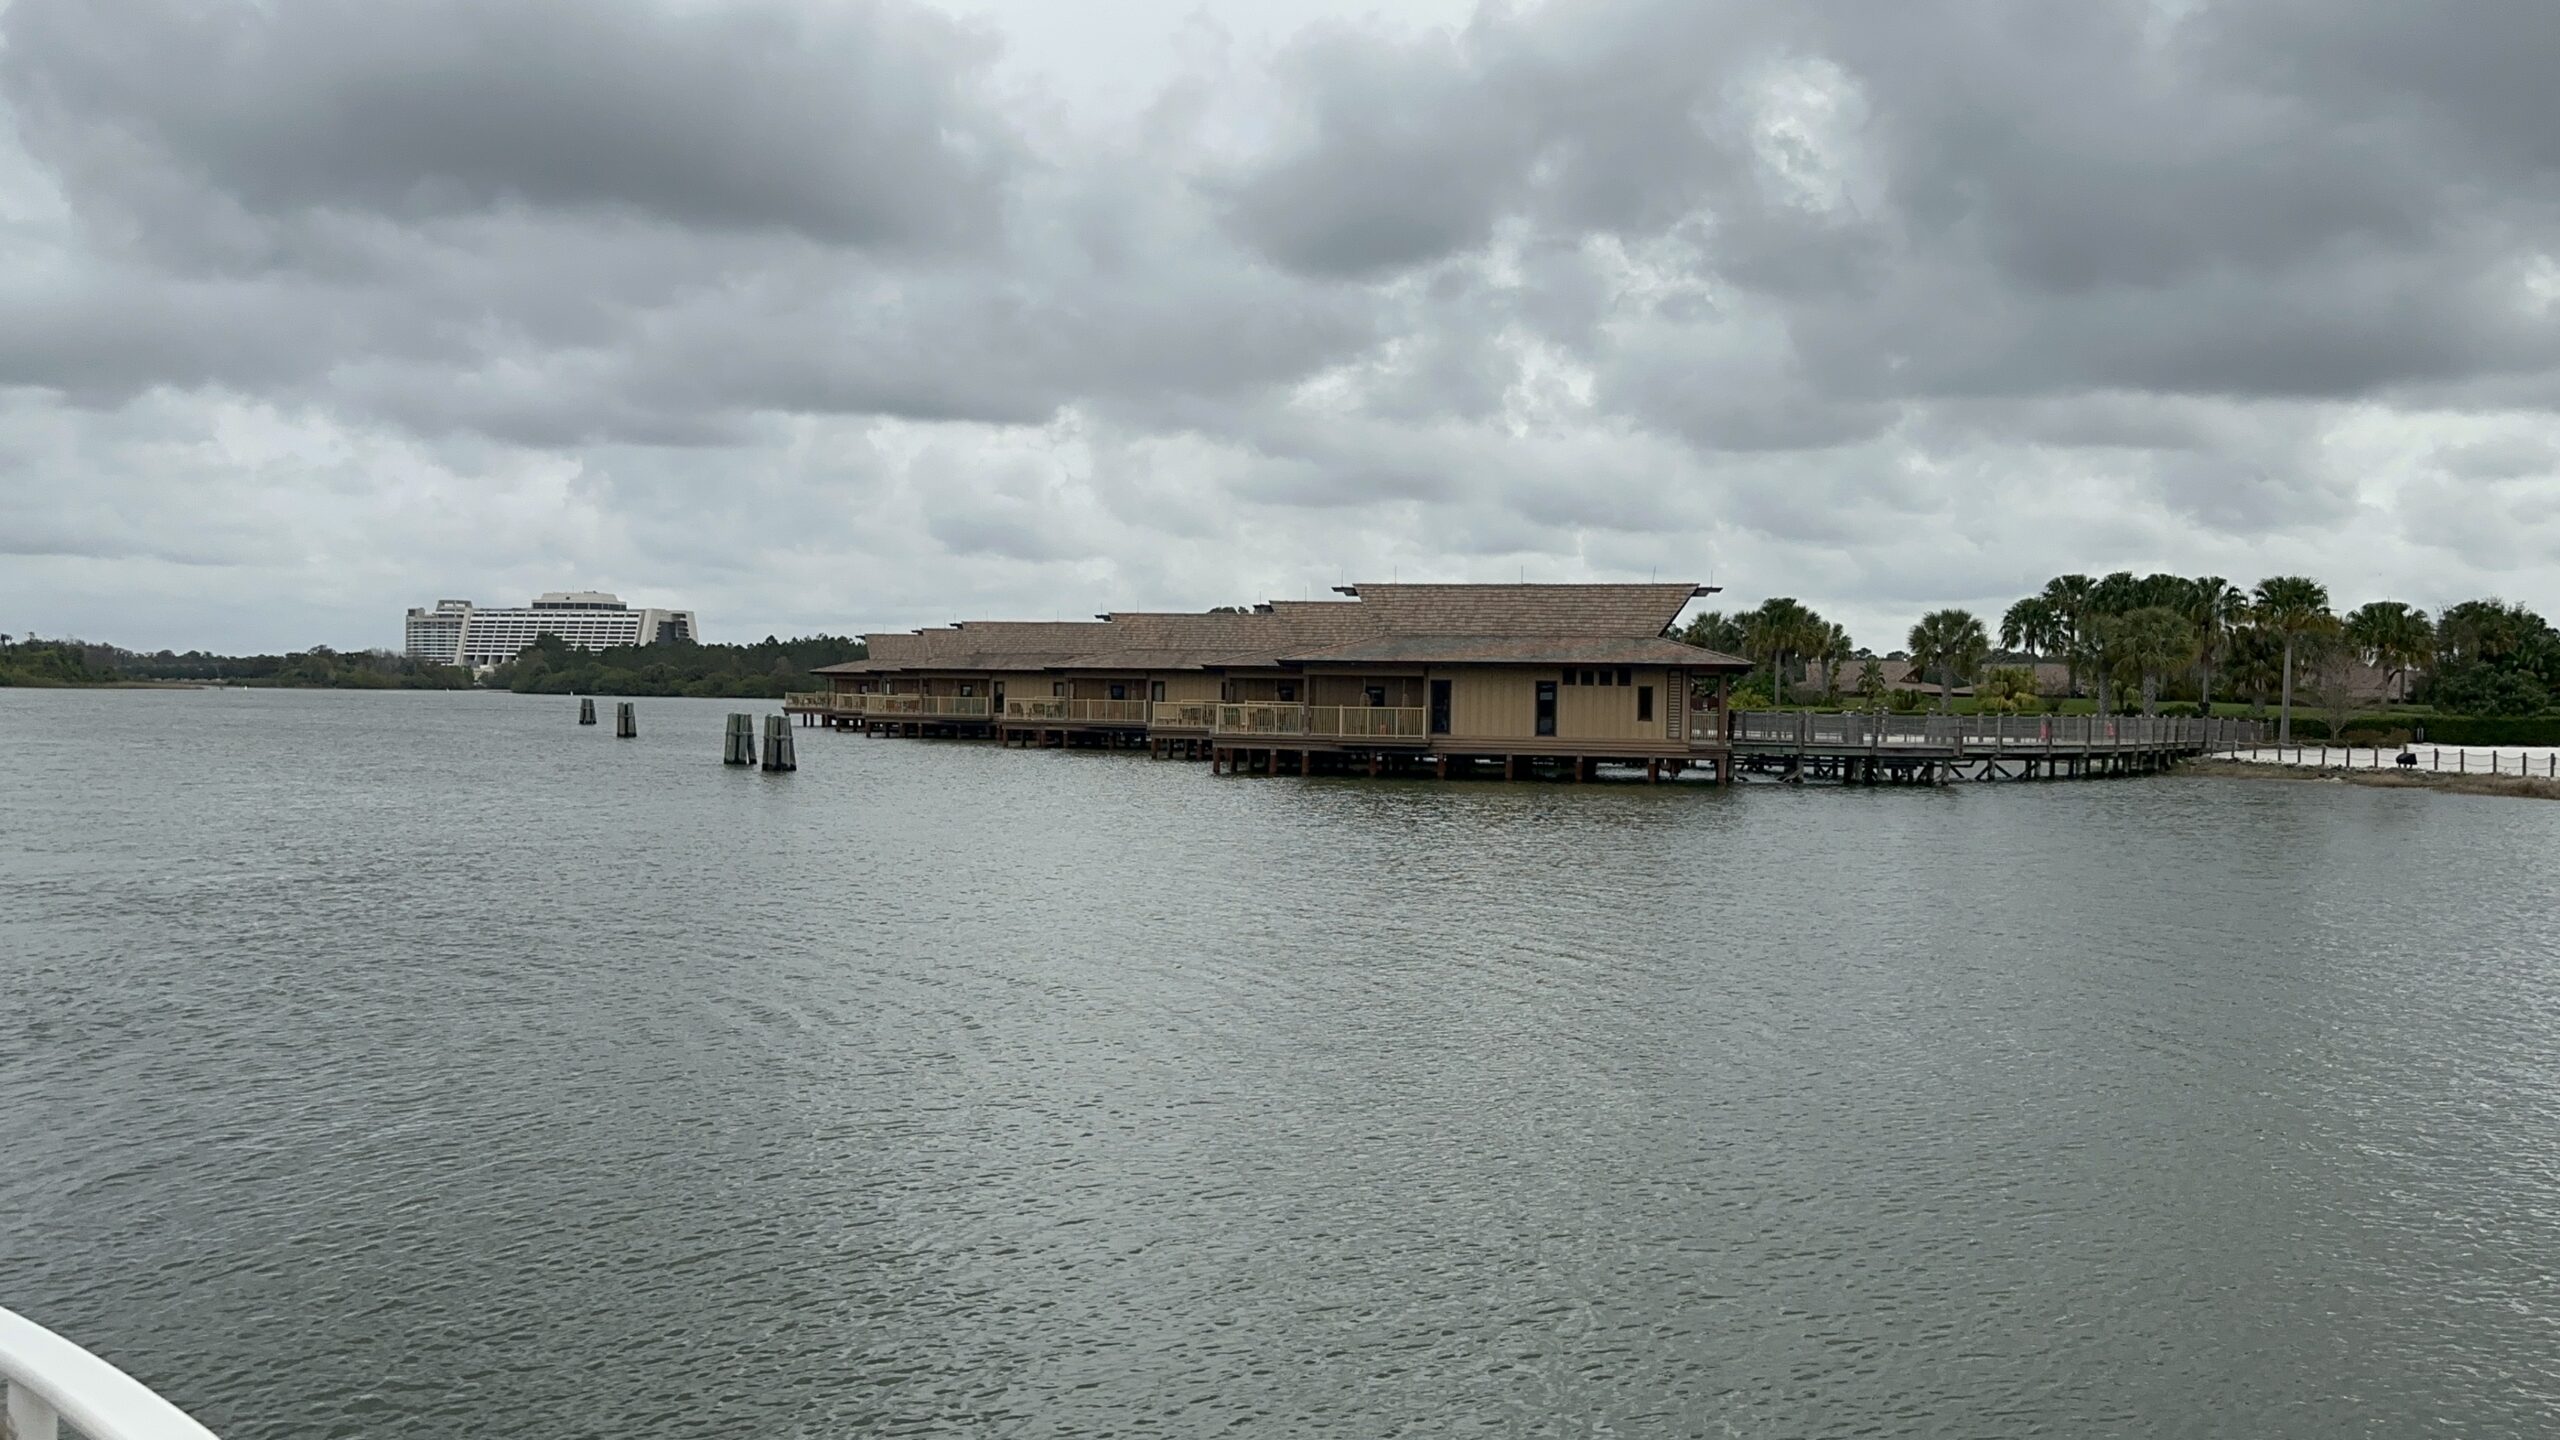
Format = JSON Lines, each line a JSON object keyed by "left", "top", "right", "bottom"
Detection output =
{"left": 404, "top": 592, "right": 699, "bottom": 668}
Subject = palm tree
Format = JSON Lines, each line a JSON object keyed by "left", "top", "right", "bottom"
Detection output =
{"left": 1813, "top": 622, "right": 1853, "bottom": 700}
{"left": 1856, "top": 657, "right": 1886, "bottom": 706}
{"left": 2343, "top": 601, "right": 2434, "bottom": 703}
{"left": 1680, "top": 610, "right": 1747, "bottom": 656}
{"left": 2436, "top": 598, "right": 2538, "bottom": 667}
{"left": 2091, "top": 570, "right": 2142, "bottom": 616}
{"left": 1742, "top": 598, "right": 1822, "bottom": 703}
{"left": 2186, "top": 576, "right": 2247, "bottom": 713}
{"left": 2110, "top": 606, "right": 2197, "bottom": 716}
{"left": 1907, "top": 609, "right": 1991, "bottom": 713}
{"left": 2223, "top": 626, "right": 2283, "bottom": 715}
{"left": 2251, "top": 575, "right": 2334, "bottom": 744}
{"left": 2039, "top": 575, "right": 2095, "bottom": 697}
{"left": 2000, "top": 596, "right": 2061, "bottom": 660}
{"left": 2133, "top": 573, "right": 2196, "bottom": 612}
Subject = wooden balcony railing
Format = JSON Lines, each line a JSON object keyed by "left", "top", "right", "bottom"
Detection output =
{"left": 1315, "top": 705, "right": 1428, "bottom": 739}
{"left": 1002, "top": 698, "right": 1150, "bottom": 724}
{"left": 1151, "top": 700, "right": 1219, "bottom": 730}
{"left": 867, "top": 694, "right": 989, "bottom": 719}
{"left": 783, "top": 691, "right": 831, "bottom": 710}
{"left": 1212, "top": 705, "right": 1429, "bottom": 740}
{"left": 1214, "top": 703, "right": 1309, "bottom": 737}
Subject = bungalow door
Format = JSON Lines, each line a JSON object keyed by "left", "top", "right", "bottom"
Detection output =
{"left": 1429, "top": 679, "right": 1451, "bottom": 735}
{"left": 1535, "top": 680, "right": 1557, "bottom": 736}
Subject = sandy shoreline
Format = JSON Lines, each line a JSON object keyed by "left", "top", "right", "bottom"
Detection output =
{"left": 2183, "top": 759, "right": 2560, "bottom": 801}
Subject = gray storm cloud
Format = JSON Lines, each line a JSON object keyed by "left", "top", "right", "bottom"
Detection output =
{"left": 0, "top": 0, "right": 2553, "bottom": 651}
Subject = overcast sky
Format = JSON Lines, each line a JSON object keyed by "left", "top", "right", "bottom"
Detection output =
{"left": 3, "top": 0, "right": 2556, "bottom": 653}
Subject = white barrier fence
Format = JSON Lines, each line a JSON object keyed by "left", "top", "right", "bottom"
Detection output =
{"left": 2227, "top": 744, "right": 2560, "bottom": 778}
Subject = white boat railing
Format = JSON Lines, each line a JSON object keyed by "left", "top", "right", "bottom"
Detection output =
{"left": 1, "top": 1304, "right": 222, "bottom": 1440}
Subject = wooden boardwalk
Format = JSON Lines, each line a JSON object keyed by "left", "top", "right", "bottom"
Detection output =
{"left": 1729, "top": 712, "right": 2267, "bottom": 783}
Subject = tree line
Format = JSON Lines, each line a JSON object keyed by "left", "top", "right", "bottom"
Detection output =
{"left": 1679, "top": 576, "right": 2560, "bottom": 744}
{"left": 0, "top": 636, "right": 474, "bottom": 688}
{"left": 1, "top": 631, "right": 869, "bottom": 697}
{"left": 482, "top": 632, "right": 869, "bottom": 698}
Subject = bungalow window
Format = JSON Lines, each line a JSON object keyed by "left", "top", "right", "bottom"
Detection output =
{"left": 1637, "top": 685, "right": 1654, "bottom": 722}
{"left": 959, "top": 684, "right": 974, "bottom": 697}
{"left": 1052, "top": 682, "right": 1067, "bottom": 697}
{"left": 1109, "top": 683, "right": 1128, "bottom": 701}
{"left": 1563, "top": 670, "right": 1577, "bottom": 686}
{"left": 1365, "top": 685, "right": 1386, "bottom": 707}
{"left": 1617, "top": 667, "right": 1633, "bottom": 687}
{"left": 1598, "top": 669, "right": 1614, "bottom": 687}
{"left": 1151, "top": 681, "right": 1165, "bottom": 702}
{"left": 1278, "top": 683, "right": 1298, "bottom": 702}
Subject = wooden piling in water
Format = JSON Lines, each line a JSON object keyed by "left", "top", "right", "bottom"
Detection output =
{"left": 579, "top": 697, "right": 596, "bottom": 726}
{"left": 761, "top": 714, "right": 797, "bottom": 771}
{"left": 724, "top": 712, "right": 756, "bottom": 765}
{"left": 615, "top": 702, "right": 636, "bottom": 738}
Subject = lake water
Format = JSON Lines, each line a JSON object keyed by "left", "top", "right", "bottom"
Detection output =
{"left": 5, "top": 688, "right": 2559, "bottom": 1438}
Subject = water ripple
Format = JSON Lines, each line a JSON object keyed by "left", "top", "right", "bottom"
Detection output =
{"left": 3, "top": 690, "right": 2559, "bottom": 1438}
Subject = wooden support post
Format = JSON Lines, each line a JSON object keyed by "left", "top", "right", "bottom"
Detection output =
{"left": 1647, "top": 759, "right": 1660, "bottom": 783}
{"left": 579, "top": 697, "right": 597, "bottom": 726}
{"left": 1504, "top": 754, "right": 1517, "bottom": 781}
{"left": 615, "top": 702, "right": 636, "bottom": 739}
{"left": 724, "top": 712, "right": 755, "bottom": 765}
{"left": 1436, "top": 755, "right": 1448, "bottom": 780}
{"left": 761, "top": 714, "right": 797, "bottom": 772}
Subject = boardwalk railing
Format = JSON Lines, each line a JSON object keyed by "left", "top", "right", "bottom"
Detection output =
{"left": 1, "top": 1304, "right": 222, "bottom": 1440}
{"left": 1730, "top": 712, "right": 2265, "bottom": 750}
{"left": 1213, "top": 705, "right": 1429, "bottom": 741}
{"left": 782, "top": 691, "right": 831, "bottom": 710}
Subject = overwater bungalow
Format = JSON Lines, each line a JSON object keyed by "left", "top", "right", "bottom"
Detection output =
{"left": 800, "top": 583, "right": 1751, "bottom": 780}
{"left": 1211, "top": 585, "right": 1747, "bottom": 780}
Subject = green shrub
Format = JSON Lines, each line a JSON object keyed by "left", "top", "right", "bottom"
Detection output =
{"left": 2407, "top": 714, "right": 2560, "bottom": 746}
{"left": 2281, "top": 713, "right": 2560, "bottom": 745}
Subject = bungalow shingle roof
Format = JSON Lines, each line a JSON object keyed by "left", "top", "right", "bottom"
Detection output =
{"left": 818, "top": 583, "right": 1720, "bottom": 674}
{"left": 1287, "top": 634, "right": 1751, "bottom": 668}
{"left": 1340, "top": 583, "right": 1704, "bottom": 638}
